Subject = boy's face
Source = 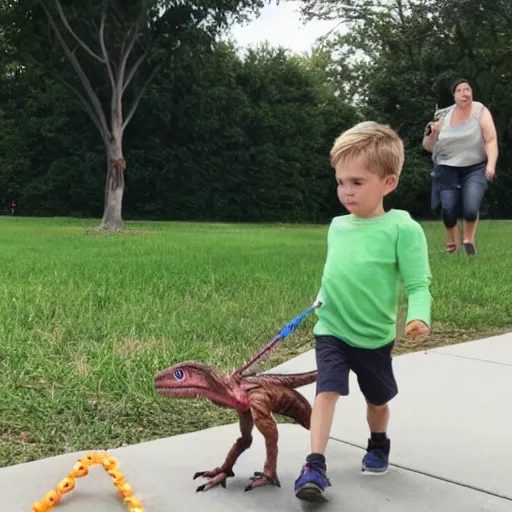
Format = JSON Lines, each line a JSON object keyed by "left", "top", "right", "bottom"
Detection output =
{"left": 335, "top": 155, "right": 398, "bottom": 218}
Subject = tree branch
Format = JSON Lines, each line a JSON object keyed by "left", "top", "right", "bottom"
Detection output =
{"left": 98, "top": 11, "right": 116, "bottom": 92}
{"left": 120, "top": 6, "right": 199, "bottom": 96}
{"left": 122, "top": 62, "right": 163, "bottom": 131}
{"left": 52, "top": 0, "right": 105, "bottom": 64}
{"left": 98, "top": 9, "right": 119, "bottom": 127}
{"left": 42, "top": 3, "right": 110, "bottom": 139}
{"left": 118, "top": 23, "right": 140, "bottom": 89}
{"left": 56, "top": 76, "right": 109, "bottom": 147}
{"left": 122, "top": 52, "right": 147, "bottom": 93}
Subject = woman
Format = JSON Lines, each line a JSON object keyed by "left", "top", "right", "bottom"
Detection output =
{"left": 423, "top": 78, "right": 498, "bottom": 255}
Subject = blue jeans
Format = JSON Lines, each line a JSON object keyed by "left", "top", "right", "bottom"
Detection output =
{"left": 431, "top": 162, "right": 488, "bottom": 229}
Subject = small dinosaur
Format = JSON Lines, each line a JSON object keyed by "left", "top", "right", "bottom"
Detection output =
{"left": 154, "top": 305, "right": 319, "bottom": 492}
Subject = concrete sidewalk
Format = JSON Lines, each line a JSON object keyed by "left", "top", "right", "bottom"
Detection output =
{"left": 2, "top": 334, "right": 511, "bottom": 511}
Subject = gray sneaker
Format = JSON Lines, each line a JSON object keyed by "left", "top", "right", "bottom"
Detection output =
{"left": 463, "top": 242, "right": 476, "bottom": 256}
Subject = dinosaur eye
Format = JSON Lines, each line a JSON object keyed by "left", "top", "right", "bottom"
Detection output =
{"left": 174, "top": 369, "right": 185, "bottom": 381}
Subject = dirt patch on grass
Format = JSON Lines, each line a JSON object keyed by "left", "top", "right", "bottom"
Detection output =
{"left": 1, "top": 431, "right": 35, "bottom": 444}
{"left": 35, "top": 325, "right": 64, "bottom": 347}
{"left": 83, "top": 228, "right": 152, "bottom": 236}
{"left": 113, "top": 337, "right": 166, "bottom": 357}
{"left": 73, "top": 356, "right": 92, "bottom": 376}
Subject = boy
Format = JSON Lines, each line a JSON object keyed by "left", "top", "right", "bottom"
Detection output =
{"left": 294, "top": 121, "right": 432, "bottom": 501}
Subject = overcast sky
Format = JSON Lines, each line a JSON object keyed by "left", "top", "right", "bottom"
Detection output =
{"left": 228, "top": 1, "right": 340, "bottom": 54}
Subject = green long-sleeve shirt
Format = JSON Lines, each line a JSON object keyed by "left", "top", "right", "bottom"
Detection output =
{"left": 313, "top": 209, "right": 432, "bottom": 349}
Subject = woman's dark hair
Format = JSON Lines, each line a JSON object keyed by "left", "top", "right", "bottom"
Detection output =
{"left": 451, "top": 78, "right": 473, "bottom": 94}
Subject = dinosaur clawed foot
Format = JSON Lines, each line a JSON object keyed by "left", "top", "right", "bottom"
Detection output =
{"left": 193, "top": 467, "right": 235, "bottom": 492}
{"left": 244, "top": 471, "right": 281, "bottom": 491}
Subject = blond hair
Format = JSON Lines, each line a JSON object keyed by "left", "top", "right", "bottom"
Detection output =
{"left": 330, "top": 121, "right": 404, "bottom": 177}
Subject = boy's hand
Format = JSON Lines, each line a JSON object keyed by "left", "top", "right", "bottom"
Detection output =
{"left": 406, "top": 320, "right": 429, "bottom": 339}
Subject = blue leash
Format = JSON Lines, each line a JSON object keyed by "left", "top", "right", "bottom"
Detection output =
{"left": 236, "top": 300, "right": 322, "bottom": 375}
{"left": 272, "top": 300, "right": 322, "bottom": 342}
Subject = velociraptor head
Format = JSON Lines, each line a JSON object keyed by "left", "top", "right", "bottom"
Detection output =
{"left": 154, "top": 361, "right": 250, "bottom": 412}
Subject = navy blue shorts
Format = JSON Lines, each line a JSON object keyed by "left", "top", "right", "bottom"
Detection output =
{"left": 315, "top": 335, "right": 398, "bottom": 406}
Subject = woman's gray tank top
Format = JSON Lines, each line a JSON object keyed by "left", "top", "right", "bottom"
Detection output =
{"left": 434, "top": 105, "right": 487, "bottom": 167}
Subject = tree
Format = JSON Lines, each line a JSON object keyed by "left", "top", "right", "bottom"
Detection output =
{"left": 1, "top": 0, "right": 265, "bottom": 230}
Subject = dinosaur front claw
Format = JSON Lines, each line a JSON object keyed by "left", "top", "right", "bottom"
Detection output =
{"left": 193, "top": 468, "right": 235, "bottom": 492}
{"left": 244, "top": 471, "right": 281, "bottom": 491}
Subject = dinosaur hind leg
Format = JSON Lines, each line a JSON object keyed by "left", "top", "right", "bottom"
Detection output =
{"left": 245, "top": 399, "right": 281, "bottom": 491}
{"left": 194, "top": 411, "right": 253, "bottom": 492}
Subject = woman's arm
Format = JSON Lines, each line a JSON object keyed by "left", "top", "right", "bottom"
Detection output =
{"left": 480, "top": 107, "right": 498, "bottom": 180}
{"left": 422, "top": 120, "right": 442, "bottom": 152}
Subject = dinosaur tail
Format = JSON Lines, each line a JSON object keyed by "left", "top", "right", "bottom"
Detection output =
{"left": 257, "top": 370, "right": 317, "bottom": 389}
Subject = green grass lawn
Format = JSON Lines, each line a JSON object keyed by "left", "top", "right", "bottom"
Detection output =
{"left": 1, "top": 216, "right": 512, "bottom": 468}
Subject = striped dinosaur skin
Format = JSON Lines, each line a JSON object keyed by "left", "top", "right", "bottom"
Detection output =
{"left": 154, "top": 361, "right": 316, "bottom": 492}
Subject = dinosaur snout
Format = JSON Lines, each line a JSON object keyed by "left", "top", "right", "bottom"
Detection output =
{"left": 154, "top": 368, "right": 168, "bottom": 382}
{"left": 154, "top": 368, "right": 177, "bottom": 389}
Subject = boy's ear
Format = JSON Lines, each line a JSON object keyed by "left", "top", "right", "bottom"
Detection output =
{"left": 385, "top": 174, "right": 399, "bottom": 193}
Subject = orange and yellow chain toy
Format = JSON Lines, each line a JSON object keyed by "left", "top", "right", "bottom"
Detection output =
{"left": 31, "top": 451, "right": 145, "bottom": 512}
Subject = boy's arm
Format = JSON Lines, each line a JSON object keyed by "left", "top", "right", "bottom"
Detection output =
{"left": 314, "top": 220, "right": 334, "bottom": 307}
{"left": 397, "top": 221, "right": 432, "bottom": 328}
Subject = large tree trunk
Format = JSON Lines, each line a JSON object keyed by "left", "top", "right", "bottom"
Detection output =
{"left": 97, "top": 133, "right": 125, "bottom": 232}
